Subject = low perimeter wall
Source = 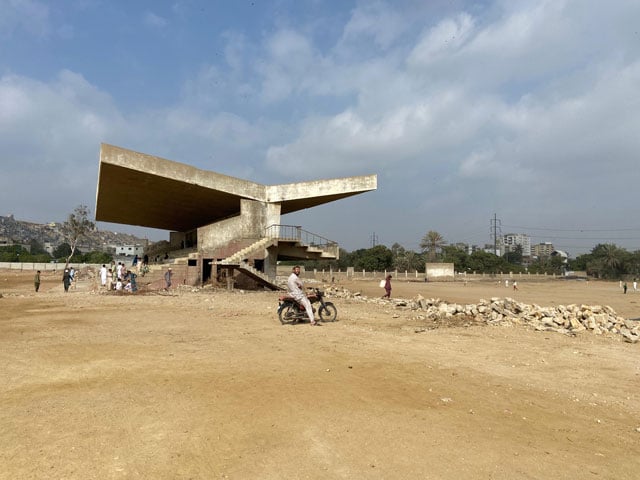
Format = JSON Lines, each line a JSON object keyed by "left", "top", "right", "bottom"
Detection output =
{"left": 2, "top": 263, "right": 582, "bottom": 283}
{"left": 275, "top": 266, "right": 566, "bottom": 282}
{"left": 0, "top": 262, "right": 104, "bottom": 271}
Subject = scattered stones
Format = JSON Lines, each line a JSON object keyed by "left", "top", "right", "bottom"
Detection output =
{"left": 323, "top": 286, "right": 639, "bottom": 343}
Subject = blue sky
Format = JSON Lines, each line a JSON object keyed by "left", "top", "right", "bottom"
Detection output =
{"left": 1, "top": 0, "right": 640, "bottom": 256}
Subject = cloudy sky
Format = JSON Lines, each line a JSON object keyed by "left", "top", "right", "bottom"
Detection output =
{"left": 1, "top": 0, "right": 639, "bottom": 256}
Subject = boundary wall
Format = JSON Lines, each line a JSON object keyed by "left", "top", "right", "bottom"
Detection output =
{"left": 0, "top": 262, "right": 103, "bottom": 271}
{"left": 1, "top": 263, "right": 583, "bottom": 284}
{"left": 275, "top": 266, "right": 564, "bottom": 282}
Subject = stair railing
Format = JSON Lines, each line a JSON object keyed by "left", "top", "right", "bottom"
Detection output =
{"left": 264, "top": 224, "right": 339, "bottom": 258}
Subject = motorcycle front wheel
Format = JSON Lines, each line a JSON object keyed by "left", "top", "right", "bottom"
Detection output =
{"left": 278, "top": 304, "right": 298, "bottom": 325}
{"left": 318, "top": 302, "right": 338, "bottom": 322}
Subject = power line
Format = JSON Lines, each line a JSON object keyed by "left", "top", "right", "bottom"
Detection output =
{"left": 528, "top": 235, "right": 640, "bottom": 241}
{"left": 502, "top": 224, "right": 640, "bottom": 233}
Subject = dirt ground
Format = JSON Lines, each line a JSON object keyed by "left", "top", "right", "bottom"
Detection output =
{"left": 1, "top": 269, "right": 640, "bottom": 479}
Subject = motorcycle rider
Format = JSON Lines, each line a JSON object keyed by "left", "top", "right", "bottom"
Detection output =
{"left": 287, "top": 265, "right": 318, "bottom": 326}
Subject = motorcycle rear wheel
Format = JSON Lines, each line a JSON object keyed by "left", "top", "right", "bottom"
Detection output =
{"left": 319, "top": 302, "right": 338, "bottom": 322}
{"left": 278, "top": 304, "right": 299, "bottom": 325}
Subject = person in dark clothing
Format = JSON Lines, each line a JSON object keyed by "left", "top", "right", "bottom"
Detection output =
{"left": 382, "top": 275, "right": 392, "bottom": 298}
{"left": 34, "top": 270, "right": 41, "bottom": 292}
{"left": 62, "top": 268, "right": 71, "bottom": 292}
{"left": 164, "top": 268, "right": 173, "bottom": 290}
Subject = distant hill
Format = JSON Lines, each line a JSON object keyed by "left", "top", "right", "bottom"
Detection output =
{"left": 0, "top": 214, "right": 153, "bottom": 252}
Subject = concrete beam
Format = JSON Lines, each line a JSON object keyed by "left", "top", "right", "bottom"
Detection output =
{"left": 95, "top": 144, "right": 377, "bottom": 232}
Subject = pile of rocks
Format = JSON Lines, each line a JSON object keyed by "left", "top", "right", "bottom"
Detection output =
{"left": 324, "top": 286, "right": 639, "bottom": 343}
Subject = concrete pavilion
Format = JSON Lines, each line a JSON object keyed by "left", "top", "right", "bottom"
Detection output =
{"left": 95, "top": 144, "right": 377, "bottom": 289}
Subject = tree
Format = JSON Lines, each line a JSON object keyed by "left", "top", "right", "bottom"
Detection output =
{"left": 350, "top": 245, "right": 394, "bottom": 271}
{"left": 420, "top": 231, "right": 446, "bottom": 262}
{"left": 29, "top": 238, "right": 49, "bottom": 256}
{"left": 504, "top": 244, "right": 523, "bottom": 265}
{"left": 441, "top": 245, "right": 469, "bottom": 271}
{"left": 82, "top": 251, "right": 113, "bottom": 264}
{"left": 467, "top": 250, "right": 509, "bottom": 274}
{"left": 391, "top": 243, "right": 424, "bottom": 272}
{"left": 586, "top": 243, "right": 629, "bottom": 279}
{"left": 60, "top": 205, "right": 95, "bottom": 267}
{"left": 53, "top": 242, "right": 73, "bottom": 259}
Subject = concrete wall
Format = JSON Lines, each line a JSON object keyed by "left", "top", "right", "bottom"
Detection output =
{"left": 198, "top": 199, "right": 281, "bottom": 253}
{"left": 0, "top": 262, "right": 104, "bottom": 271}
{"left": 426, "top": 263, "right": 455, "bottom": 281}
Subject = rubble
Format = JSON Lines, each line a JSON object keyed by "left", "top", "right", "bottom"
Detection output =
{"left": 323, "top": 286, "right": 639, "bottom": 343}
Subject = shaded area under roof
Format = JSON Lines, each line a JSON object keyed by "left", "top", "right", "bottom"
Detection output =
{"left": 95, "top": 144, "right": 376, "bottom": 232}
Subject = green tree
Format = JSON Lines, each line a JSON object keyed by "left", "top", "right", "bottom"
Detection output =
{"left": 28, "top": 239, "right": 49, "bottom": 256}
{"left": 466, "top": 250, "right": 509, "bottom": 274}
{"left": 53, "top": 242, "right": 73, "bottom": 259}
{"left": 587, "top": 243, "right": 629, "bottom": 278}
{"left": 391, "top": 243, "right": 424, "bottom": 272}
{"left": 61, "top": 205, "right": 95, "bottom": 267}
{"left": 82, "top": 251, "right": 113, "bottom": 264}
{"left": 0, "top": 245, "right": 24, "bottom": 262}
{"left": 350, "top": 245, "right": 393, "bottom": 271}
{"left": 528, "top": 255, "right": 563, "bottom": 275}
{"left": 504, "top": 244, "right": 523, "bottom": 265}
{"left": 441, "top": 245, "right": 469, "bottom": 271}
{"left": 420, "top": 231, "right": 447, "bottom": 262}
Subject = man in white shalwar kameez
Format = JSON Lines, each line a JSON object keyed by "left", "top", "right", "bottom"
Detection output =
{"left": 287, "top": 266, "right": 317, "bottom": 326}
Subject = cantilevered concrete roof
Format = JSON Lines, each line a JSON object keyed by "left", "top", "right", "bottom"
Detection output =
{"left": 95, "top": 144, "right": 377, "bottom": 232}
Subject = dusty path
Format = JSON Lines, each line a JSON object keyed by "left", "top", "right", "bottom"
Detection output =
{"left": 1, "top": 270, "right": 639, "bottom": 479}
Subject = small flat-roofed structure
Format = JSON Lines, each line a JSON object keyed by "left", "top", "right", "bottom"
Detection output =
{"left": 95, "top": 144, "right": 376, "bottom": 288}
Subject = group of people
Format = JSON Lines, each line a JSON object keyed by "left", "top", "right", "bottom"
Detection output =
{"left": 99, "top": 261, "right": 137, "bottom": 293}
{"left": 504, "top": 279, "right": 519, "bottom": 290}
{"left": 33, "top": 267, "right": 77, "bottom": 293}
{"left": 33, "top": 255, "right": 154, "bottom": 294}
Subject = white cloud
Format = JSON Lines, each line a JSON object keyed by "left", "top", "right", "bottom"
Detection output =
{"left": 258, "top": 29, "right": 319, "bottom": 103}
{"left": 407, "top": 13, "right": 475, "bottom": 65}
{"left": 143, "top": 11, "right": 168, "bottom": 29}
{"left": 3, "top": 0, "right": 640, "bottom": 251}
{"left": 340, "top": 1, "right": 405, "bottom": 50}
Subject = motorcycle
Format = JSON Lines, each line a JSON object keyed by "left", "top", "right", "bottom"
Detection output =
{"left": 278, "top": 288, "right": 338, "bottom": 324}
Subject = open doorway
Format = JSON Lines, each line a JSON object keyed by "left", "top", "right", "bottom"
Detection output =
{"left": 202, "top": 259, "right": 213, "bottom": 284}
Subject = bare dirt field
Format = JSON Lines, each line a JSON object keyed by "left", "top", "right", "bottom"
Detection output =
{"left": 1, "top": 269, "right": 640, "bottom": 479}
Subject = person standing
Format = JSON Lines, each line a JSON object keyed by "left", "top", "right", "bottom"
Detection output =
{"left": 62, "top": 268, "right": 71, "bottom": 292}
{"left": 287, "top": 266, "right": 317, "bottom": 325}
{"left": 164, "top": 267, "right": 173, "bottom": 290}
{"left": 34, "top": 270, "right": 41, "bottom": 292}
{"left": 107, "top": 268, "right": 114, "bottom": 290}
{"left": 623, "top": 282, "right": 628, "bottom": 294}
{"left": 116, "top": 262, "right": 123, "bottom": 280}
{"left": 100, "top": 264, "right": 108, "bottom": 288}
{"left": 382, "top": 274, "right": 392, "bottom": 298}
{"left": 633, "top": 278, "right": 637, "bottom": 292}
{"left": 69, "top": 267, "right": 76, "bottom": 290}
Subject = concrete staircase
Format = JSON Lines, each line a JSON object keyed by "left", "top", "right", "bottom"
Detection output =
{"left": 139, "top": 229, "right": 337, "bottom": 291}
{"left": 218, "top": 237, "right": 276, "bottom": 266}
{"left": 217, "top": 237, "right": 281, "bottom": 290}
